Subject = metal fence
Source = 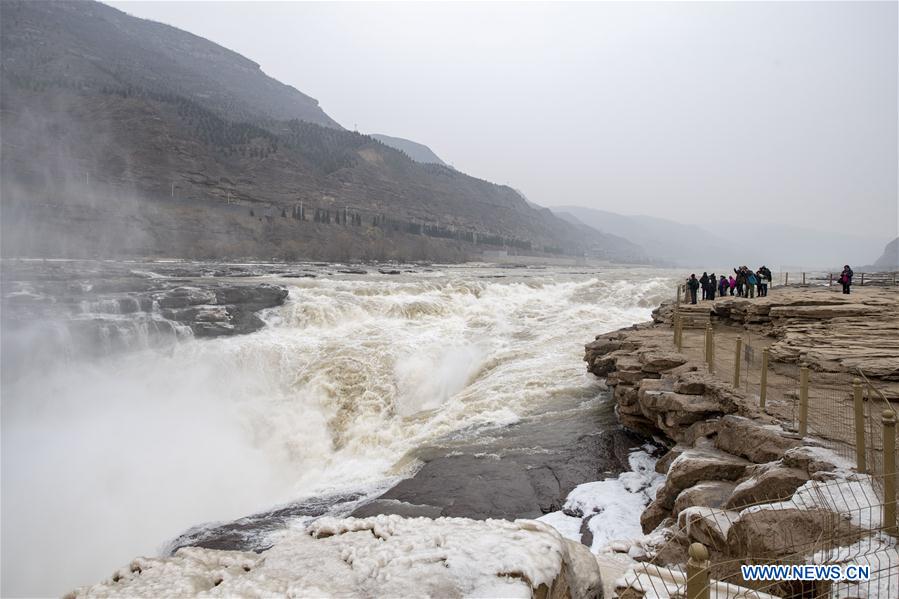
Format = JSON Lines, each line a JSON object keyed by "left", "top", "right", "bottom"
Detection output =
{"left": 779, "top": 271, "right": 899, "bottom": 288}
{"left": 676, "top": 319, "right": 897, "bottom": 503}
{"left": 619, "top": 472, "right": 898, "bottom": 598}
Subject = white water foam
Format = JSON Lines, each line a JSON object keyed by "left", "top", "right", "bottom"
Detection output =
{"left": 1, "top": 264, "right": 677, "bottom": 595}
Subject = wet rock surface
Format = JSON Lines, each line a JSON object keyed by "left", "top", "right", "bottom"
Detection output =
{"left": 356, "top": 397, "right": 649, "bottom": 520}
{"left": 171, "top": 396, "right": 651, "bottom": 554}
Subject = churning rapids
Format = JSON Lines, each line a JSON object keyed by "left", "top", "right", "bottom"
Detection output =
{"left": 1, "top": 260, "right": 677, "bottom": 596}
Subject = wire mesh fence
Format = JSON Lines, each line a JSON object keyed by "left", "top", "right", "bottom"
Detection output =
{"left": 618, "top": 473, "right": 899, "bottom": 598}
{"left": 674, "top": 319, "right": 897, "bottom": 509}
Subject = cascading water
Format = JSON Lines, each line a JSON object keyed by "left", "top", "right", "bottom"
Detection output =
{"left": 0, "top": 262, "right": 677, "bottom": 596}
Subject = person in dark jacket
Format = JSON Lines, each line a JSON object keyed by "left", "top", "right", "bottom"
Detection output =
{"left": 699, "top": 272, "right": 709, "bottom": 300}
{"left": 734, "top": 267, "right": 745, "bottom": 297}
{"left": 708, "top": 273, "right": 717, "bottom": 300}
{"left": 840, "top": 265, "right": 854, "bottom": 294}
{"left": 718, "top": 275, "right": 728, "bottom": 297}
{"left": 688, "top": 274, "right": 700, "bottom": 304}
{"left": 759, "top": 266, "right": 772, "bottom": 296}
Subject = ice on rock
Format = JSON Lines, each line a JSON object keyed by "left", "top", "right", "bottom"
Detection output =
{"left": 538, "top": 448, "right": 664, "bottom": 552}
{"left": 70, "top": 515, "right": 580, "bottom": 598}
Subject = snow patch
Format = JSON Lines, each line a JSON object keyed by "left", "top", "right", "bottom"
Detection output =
{"left": 538, "top": 447, "right": 664, "bottom": 552}
{"left": 72, "top": 516, "right": 571, "bottom": 598}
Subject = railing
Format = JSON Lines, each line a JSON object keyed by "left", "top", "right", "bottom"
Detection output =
{"left": 669, "top": 314, "right": 897, "bottom": 520}
{"left": 779, "top": 271, "right": 899, "bottom": 287}
{"left": 619, "top": 469, "right": 899, "bottom": 597}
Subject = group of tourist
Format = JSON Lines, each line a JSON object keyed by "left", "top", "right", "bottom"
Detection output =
{"left": 683, "top": 264, "right": 857, "bottom": 304}
{"left": 685, "top": 266, "right": 773, "bottom": 304}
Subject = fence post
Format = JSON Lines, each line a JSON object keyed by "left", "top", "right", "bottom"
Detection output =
{"left": 802, "top": 272, "right": 806, "bottom": 285}
{"left": 853, "top": 378, "right": 866, "bottom": 473}
{"left": 676, "top": 315, "right": 683, "bottom": 352}
{"left": 829, "top": 272, "right": 833, "bottom": 287}
{"left": 760, "top": 349, "right": 769, "bottom": 409}
{"left": 860, "top": 273, "right": 865, "bottom": 287}
{"left": 799, "top": 366, "right": 810, "bottom": 437}
{"left": 785, "top": 272, "right": 789, "bottom": 286}
{"left": 884, "top": 410, "right": 897, "bottom": 536}
{"left": 686, "top": 542, "right": 710, "bottom": 599}
{"left": 733, "top": 337, "right": 742, "bottom": 388}
{"left": 705, "top": 324, "right": 714, "bottom": 373}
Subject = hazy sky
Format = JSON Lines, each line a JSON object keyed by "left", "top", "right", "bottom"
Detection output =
{"left": 109, "top": 1, "right": 897, "bottom": 241}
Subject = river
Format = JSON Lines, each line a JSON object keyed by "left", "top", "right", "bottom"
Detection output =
{"left": 0, "top": 260, "right": 677, "bottom": 596}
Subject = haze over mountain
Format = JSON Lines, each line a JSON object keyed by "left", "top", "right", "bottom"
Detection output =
{"left": 0, "top": 0, "right": 645, "bottom": 263}
{"left": 557, "top": 205, "right": 887, "bottom": 270}
{"left": 370, "top": 134, "right": 447, "bottom": 166}
{"left": 107, "top": 1, "right": 898, "bottom": 244}
{"left": 869, "top": 238, "right": 899, "bottom": 271}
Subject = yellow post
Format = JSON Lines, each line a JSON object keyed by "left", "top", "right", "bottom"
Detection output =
{"left": 704, "top": 324, "right": 710, "bottom": 362}
{"left": 686, "top": 543, "right": 710, "bottom": 599}
{"left": 733, "top": 337, "right": 742, "bottom": 388}
{"left": 883, "top": 410, "right": 897, "bottom": 536}
{"left": 853, "top": 379, "right": 866, "bottom": 473}
{"left": 676, "top": 315, "right": 683, "bottom": 352}
{"left": 799, "top": 366, "right": 810, "bottom": 437}
{"left": 705, "top": 324, "right": 715, "bottom": 373}
{"left": 760, "top": 349, "right": 769, "bottom": 409}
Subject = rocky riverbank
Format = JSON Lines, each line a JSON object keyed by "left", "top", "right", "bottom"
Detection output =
{"left": 584, "top": 285, "right": 898, "bottom": 595}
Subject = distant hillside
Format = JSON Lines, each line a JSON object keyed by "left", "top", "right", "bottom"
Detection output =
{"left": 0, "top": 0, "right": 646, "bottom": 263}
{"left": 371, "top": 134, "right": 447, "bottom": 166}
{"left": 0, "top": 0, "right": 339, "bottom": 127}
{"left": 871, "top": 237, "right": 899, "bottom": 270}
{"left": 556, "top": 205, "right": 890, "bottom": 270}
{"left": 554, "top": 206, "right": 741, "bottom": 268}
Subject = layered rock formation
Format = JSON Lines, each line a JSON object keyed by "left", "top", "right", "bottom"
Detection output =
{"left": 585, "top": 286, "right": 898, "bottom": 595}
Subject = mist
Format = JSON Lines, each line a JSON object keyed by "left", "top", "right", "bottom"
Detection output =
{"left": 109, "top": 0, "right": 898, "bottom": 248}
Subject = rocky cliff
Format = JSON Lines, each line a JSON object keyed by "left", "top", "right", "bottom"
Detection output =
{"left": 584, "top": 286, "right": 898, "bottom": 595}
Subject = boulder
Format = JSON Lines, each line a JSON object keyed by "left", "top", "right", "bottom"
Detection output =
{"left": 673, "top": 481, "right": 736, "bottom": 515}
{"left": 665, "top": 447, "right": 751, "bottom": 495}
{"left": 725, "top": 467, "right": 809, "bottom": 509}
{"left": 654, "top": 445, "right": 688, "bottom": 475}
{"left": 639, "top": 390, "right": 721, "bottom": 416}
{"left": 561, "top": 539, "right": 604, "bottom": 599}
{"left": 641, "top": 447, "right": 749, "bottom": 534}
{"left": 714, "top": 416, "right": 801, "bottom": 463}
{"left": 673, "top": 373, "right": 707, "bottom": 395}
{"left": 639, "top": 352, "right": 688, "bottom": 374}
{"left": 781, "top": 446, "right": 840, "bottom": 475}
{"left": 677, "top": 507, "right": 739, "bottom": 551}
{"left": 727, "top": 508, "right": 866, "bottom": 558}
{"left": 213, "top": 284, "right": 288, "bottom": 309}
{"left": 639, "top": 499, "right": 672, "bottom": 535}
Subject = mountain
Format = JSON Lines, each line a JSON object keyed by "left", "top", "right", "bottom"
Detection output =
{"left": 0, "top": 0, "right": 646, "bottom": 264}
{"left": 370, "top": 134, "right": 447, "bottom": 166}
{"left": 699, "top": 222, "right": 888, "bottom": 270}
{"left": 871, "top": 237, "right": 899, "bottom": 270}
{"left": 0, "top": 0, "right": 339, "bottom": 128}
{"left": 556, "top": 205, "right": 890, "bottom": 270}
{"left": 553, "top": 206, "right": 742, "bottom": 268}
